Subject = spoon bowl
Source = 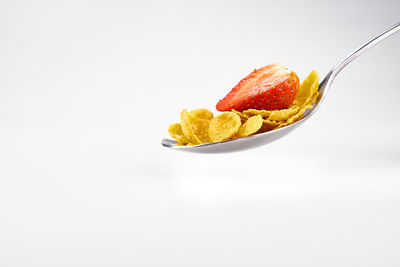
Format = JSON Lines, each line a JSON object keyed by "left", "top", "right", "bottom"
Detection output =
{"left": 162, "top": 22, "right": 400, "bottom": 153}
{"left": 162, "top": 120, "right": 303, "bottom": 153}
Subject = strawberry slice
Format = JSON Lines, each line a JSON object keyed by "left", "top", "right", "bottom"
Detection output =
{"left": 216, "top": 63, "right": 300, "bottom": 112}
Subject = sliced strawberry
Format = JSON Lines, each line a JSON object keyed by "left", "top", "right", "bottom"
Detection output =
{"left": 216, "top": 63, "right": 300, "bottom": 112}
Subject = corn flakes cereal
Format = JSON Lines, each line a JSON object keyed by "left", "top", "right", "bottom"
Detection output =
{"left": 168, "top": 123, "right": 188, "bottom": 145}
{"left": 293, "top": 70, "right": 319, "bottom": 108}
{"left": 243, "top": 109, "right": 273, "bottom": 118}
{"left": 268, "top": 105, "right": 299, "bottom": 121}
{"left": 189, "top": 108, "right": 213, "bottom": 120}
{"left": 208, "top": 112, "right": 241, "bottom": 142}
{"left": 180, "top": 109, "right": 202, "bottom": 145}
{"left": 260, "top": 119, "right": 281, "bottom": 131}
{"left": 187, "top": 108, "right": 213, "bottom": 143}
{"left": 238, "top": 115, "right": 263, "bottom": 137}
{"left": 232, "top": 109, "right": 250, "bottom": 123}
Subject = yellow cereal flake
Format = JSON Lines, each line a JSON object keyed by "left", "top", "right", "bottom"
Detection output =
{"left": 231, "top": 109, "right": 250, "bottom": 123}
{"left": 208, "top": 112, "right": 241, "bottom": 142}
{"left": 168, "top": 123, "right": 189, "bottom": 145}
{"left": 293, "top": 70, "right": 319, "bottom": 108}
{"left": 188, "top": 108, "right": 213, "bottom": 120}
{"left": 238, "top": 115, "right": 263, "bottom": 137}
{"left": 243, "top": 109, "right": 273, "bottom": 118}
{"left": 188, "top": 109, "right": 213, "bottom": 143}
{"left": 278, "top": 104, "right": 314, "bottom": 128}
{"left": 260, "top": 119, "right": 281, "bottom": 132}
{"left": 268, "top": 105, "right": 300, "bottom": 121}
{"left": 180, "top": 109, "right": 202, "bottom": 145}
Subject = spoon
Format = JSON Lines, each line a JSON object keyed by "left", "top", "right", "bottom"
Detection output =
{"left": 162, "top": 22, "right": 400, "bottom": 153}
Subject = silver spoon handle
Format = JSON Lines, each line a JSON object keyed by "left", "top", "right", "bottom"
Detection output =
{"left": 330, "top": 22, "right": 400, "bottom": 81}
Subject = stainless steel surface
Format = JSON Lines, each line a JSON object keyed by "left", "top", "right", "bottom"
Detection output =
{"left": 162, "top": 22, "right": 400, "bottom": 153}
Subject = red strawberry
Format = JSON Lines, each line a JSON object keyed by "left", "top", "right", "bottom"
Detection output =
{"left": 216, "top": 63, "right": 300, "bottom": 112}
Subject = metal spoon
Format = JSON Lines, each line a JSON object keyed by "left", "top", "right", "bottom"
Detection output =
{"left": 162, "top": 22, "right": 400, "bottom": 153}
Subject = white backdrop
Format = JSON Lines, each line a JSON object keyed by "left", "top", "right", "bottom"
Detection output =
{"left": 1, "top": 0, "right": 400, "bottom": 266}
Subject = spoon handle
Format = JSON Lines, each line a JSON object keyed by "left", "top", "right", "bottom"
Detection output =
{"left": 330, "top": 22, "right": 400, "bottom": 81}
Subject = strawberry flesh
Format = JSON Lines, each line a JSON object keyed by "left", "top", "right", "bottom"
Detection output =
{"left": 216, "top": 63, "right": 300, "bottom": 112}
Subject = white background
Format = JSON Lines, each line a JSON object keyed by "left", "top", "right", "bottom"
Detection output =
{"left": 1, "top": 0, "right": 400, "bottom": 266}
